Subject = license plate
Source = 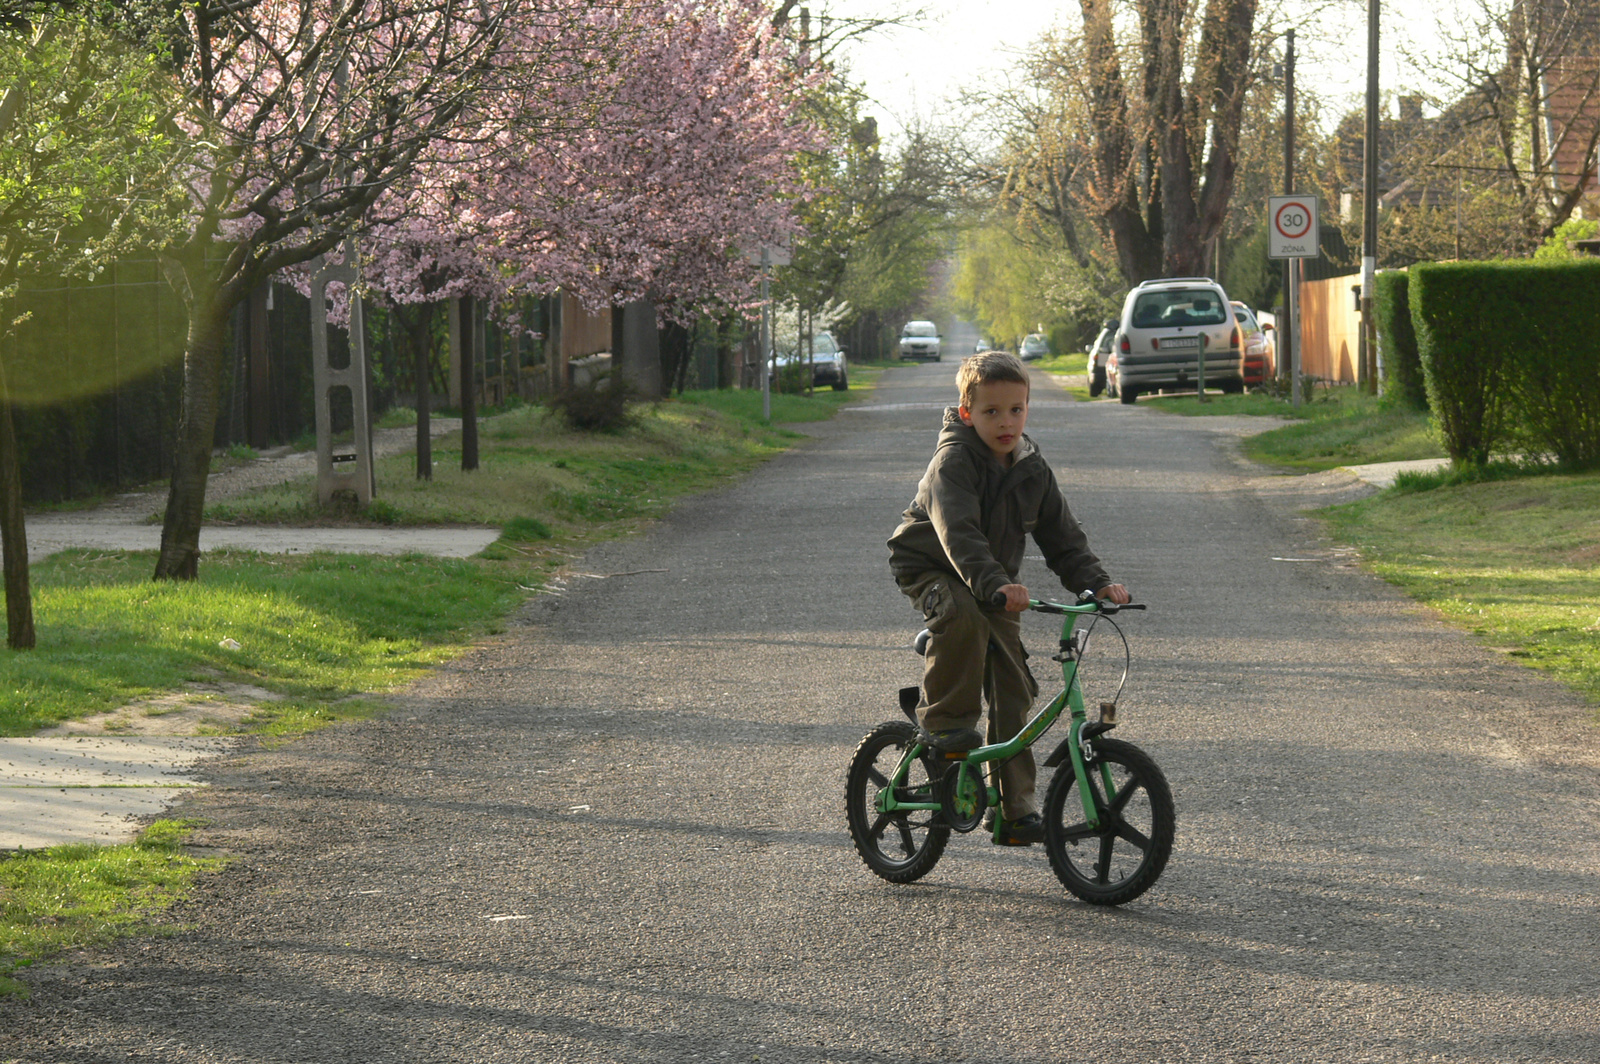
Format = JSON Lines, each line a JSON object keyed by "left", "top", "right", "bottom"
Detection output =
{"left": 1160, "top": 337, "right": 1200, "bottom": 349}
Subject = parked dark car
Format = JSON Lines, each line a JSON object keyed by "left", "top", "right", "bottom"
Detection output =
{"left": 773, "top": 330, "right": 848, "bottom": 390}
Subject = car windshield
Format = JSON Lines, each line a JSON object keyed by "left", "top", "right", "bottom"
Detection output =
{"left": 902, "top": 322, "right": 937, "bottom": 337}
{"left": 1131, "top": 290, "right": 1229, "bottom": 328}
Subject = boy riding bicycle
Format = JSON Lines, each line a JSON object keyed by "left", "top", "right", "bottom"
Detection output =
{"left": 887, "top": 351, "right": 1129, "bottom": 846}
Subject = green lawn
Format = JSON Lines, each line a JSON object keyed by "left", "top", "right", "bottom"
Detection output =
{"left": 11, "top": 376, "right": 883, "bottom": 738}
{"left": 1128, "top": 386, "right": 1447, "bottom": 472}
{"left": 1, "top": 820, "right": 222, "bottom": 998}
{"left": 1323, "top": 473, "right": 1600, "bottom": 708}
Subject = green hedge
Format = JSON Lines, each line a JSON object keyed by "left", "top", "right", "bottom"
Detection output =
{"left": 1372, "top": 271, "right": 1426, "bottom": 410}
{"left": 1410, "top": 260, "right": 1600, "bottom": 466}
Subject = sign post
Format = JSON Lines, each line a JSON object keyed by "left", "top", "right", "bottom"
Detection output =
{"left": 1267, "top": 195, "right": 1319, "bottom": 407}
{"left": 744, "top": 243, "right": 790, "bottom": 421}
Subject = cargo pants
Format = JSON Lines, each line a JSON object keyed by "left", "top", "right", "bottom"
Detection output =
{"left": 903, "top": 571, "right": 1039, "bottom": 821}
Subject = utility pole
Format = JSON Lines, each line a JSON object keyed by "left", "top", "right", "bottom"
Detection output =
{"left": 1281, "top": 29, "right": 1296, "bottom": 395}
{"left": 1361, "top": 0, "right": 1380, "bottom": 395}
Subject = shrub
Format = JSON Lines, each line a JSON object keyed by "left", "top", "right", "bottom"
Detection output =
{"left": 1409, "top": 262, "right": 1517, "bottom": 465}
{"left": 501, "top": 516, "right": 553, "bottom": 541}
{"left": 1372, "top": 271, "right": 1427, "bottom": 411}
{"left": 773, "top": 361, "right": 811, "bottom": 394}
{"left": 1411, "top": 259, "right": 1600, "bottom": 467}
{"left": 546, "top": 372, "right": 636, "bottom": 433}
{"left": 1501, "top": 261, "right": 1600, "bottom": 466}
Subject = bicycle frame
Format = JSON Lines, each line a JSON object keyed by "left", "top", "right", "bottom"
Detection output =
{"left": 877, "top": 598, "right": 1118, "bottom": 838}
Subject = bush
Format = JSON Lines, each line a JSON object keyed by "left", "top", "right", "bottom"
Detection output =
{"left": 1411, "top": 259, "right": 1600, "bottom": 467}
{"left": 1372, "top": 271, "right": 1426, "bottom": 411}
{"left": 1409, "top": 262, "right": 1517, "bottom": 465}
{"left": 546, "top": 372, "right": 636, "bottom": 432}
{"left": 1502, "top": 261, "right": 1600, "bottom": 466}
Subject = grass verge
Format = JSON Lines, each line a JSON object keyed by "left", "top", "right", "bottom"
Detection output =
{"left": 1, "top": 819, "right": 224, "bottom": 999}
{"left": 2, "top": 549, "right": 521, "bottom": 736}
{"left": 1029, "top": 352, "right": 1089, "bottom": 374}
{"left": 1126, "top": 386, "right": 1445, "bottom": 472}
{"left": 1322, "top": 472, "right": 1600, "bottom": 708}
{"left": 11, "top": 379, "right": 878, "bottom": 738}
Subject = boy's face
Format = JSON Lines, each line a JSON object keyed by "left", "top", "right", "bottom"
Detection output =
{"left": 959, "top": 379, "right": 1030, "bottom": 462}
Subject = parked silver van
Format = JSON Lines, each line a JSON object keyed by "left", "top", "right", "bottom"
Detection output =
{"left": 1110, "top": 278, "right": 1244, "bottom": 404}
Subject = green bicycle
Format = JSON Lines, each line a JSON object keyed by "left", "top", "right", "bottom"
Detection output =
{"left": 845, "top": 593, "right": 1175, "bottom": 905}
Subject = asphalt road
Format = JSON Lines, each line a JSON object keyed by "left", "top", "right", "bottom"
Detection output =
{"left": 5, "top": 364, "right": 1598, "bottom": 1062}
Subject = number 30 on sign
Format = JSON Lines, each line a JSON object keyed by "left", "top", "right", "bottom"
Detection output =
{"left": 1268, "top": 195, "right": 1319, "bottom": 259}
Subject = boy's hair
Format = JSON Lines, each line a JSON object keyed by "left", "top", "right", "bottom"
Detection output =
{"left": 956, "top": 351, "right": 1031, "bottom": 409}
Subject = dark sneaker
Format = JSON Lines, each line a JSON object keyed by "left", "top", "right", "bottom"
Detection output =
{"left": 923, "top": 727, "right": 983, "bottom": 753}
{"left": 993, "top": 813, "right": 1045, "bottom": 846}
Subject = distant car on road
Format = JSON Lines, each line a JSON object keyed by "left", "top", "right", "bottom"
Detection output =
{"left": 898, "top": 320, "right": 941, "bottom": 362}
{"left": 1019, "top": 334, "right": 1050, "bottom": 362}
{"left": 773, "top": 330, "right": 849, "bottom": 390}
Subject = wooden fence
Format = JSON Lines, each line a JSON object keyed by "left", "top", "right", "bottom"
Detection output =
{"left": 1298, "top": 274, "right": 1363, "bottom": 384}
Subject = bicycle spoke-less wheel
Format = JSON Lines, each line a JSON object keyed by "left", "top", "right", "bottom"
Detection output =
{"left": 846, "top": 721, "right": 951, "bottom": 883}
{"left": 1043, "top": 737, "right": 1174, "bottom": 905}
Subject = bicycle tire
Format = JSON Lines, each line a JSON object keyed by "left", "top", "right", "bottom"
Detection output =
{"left": 1043, "top": 737, "right": 1174, "bottom": 905}
{"left": 845, "top": 721, "right": 950, "bottom": 883}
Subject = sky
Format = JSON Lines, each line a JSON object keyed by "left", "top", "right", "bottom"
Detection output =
{"left": 839, "top": 0, "right": 1466, "bottom": 142}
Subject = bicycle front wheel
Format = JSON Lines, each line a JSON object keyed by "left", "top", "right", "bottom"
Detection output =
{"left": 1043, "top": 737, "right": 1174, "bottom": 905}
{"left": 845, "top": 721, "right": 950, "bottom": 883}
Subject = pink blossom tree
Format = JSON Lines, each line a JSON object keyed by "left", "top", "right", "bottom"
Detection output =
{"left": 151, "top": 0, "right": 642, "bottom": 580}
{"left": 352, "top": 0, "right": 816, "bottom": 378}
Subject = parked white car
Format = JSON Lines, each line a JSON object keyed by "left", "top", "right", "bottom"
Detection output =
{"left": 1111, "top": 277, "right": 1244, "bottom": 404}
{"left": 898, "top": 320, "right": 941, "bottom": 362}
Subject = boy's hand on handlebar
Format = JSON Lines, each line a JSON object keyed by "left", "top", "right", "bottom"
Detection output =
{"left": 998, "top": 583, "right": 1031, "bottom": 612}
{"left": 1096, "top": 583, "right": 1131, "bottom": 605}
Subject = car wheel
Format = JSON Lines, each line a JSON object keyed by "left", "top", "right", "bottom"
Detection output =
{"left": 1090, "top": 367, "right": 1106, "bottom": 398}
{"left": 1119, "top": 386, "right": 1139, "bottom": 405}
{"left": 834, "top": 376, "right": 848, "bottom": 391}
{"left": 1221, "top": 379, "right": 1244, "bottom": 395}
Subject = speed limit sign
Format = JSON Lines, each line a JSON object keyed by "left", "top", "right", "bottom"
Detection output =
{"left": 1268, "top": 195, "right": 1319, "bottom": 259}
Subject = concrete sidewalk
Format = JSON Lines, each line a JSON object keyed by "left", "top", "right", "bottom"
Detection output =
{"left": 1338, "top": 456, "right": 1451, "bottom": 488}
{"left": 0, "top": 736, "right": 231, "bottom": 849}
{"left": 25, "top": 512, "right": 502, "bottom": 564}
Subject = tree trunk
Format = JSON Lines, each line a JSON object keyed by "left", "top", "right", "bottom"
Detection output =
{"left": 154, "top": 304, "right": 229, "bottom": 580}
{"left": 398, "top": 303, "right": 433, "bottom": 480}
{"left": 0, "top": 355, "right": 35, "bottom": 649}
{"left": 459, "top": 295, "right": 478, "bottom": 472}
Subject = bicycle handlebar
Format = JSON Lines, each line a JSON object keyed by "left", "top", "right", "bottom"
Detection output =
{"left": 988, "top": 590, "right": 1147, "bottom": 614}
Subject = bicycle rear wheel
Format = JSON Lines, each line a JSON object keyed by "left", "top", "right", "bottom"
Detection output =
{"left": 1043, "top": 737, "right": 1174, "bottom": 905}
{"left": 845, "top": 721, "right": 950, "bottom": 883}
